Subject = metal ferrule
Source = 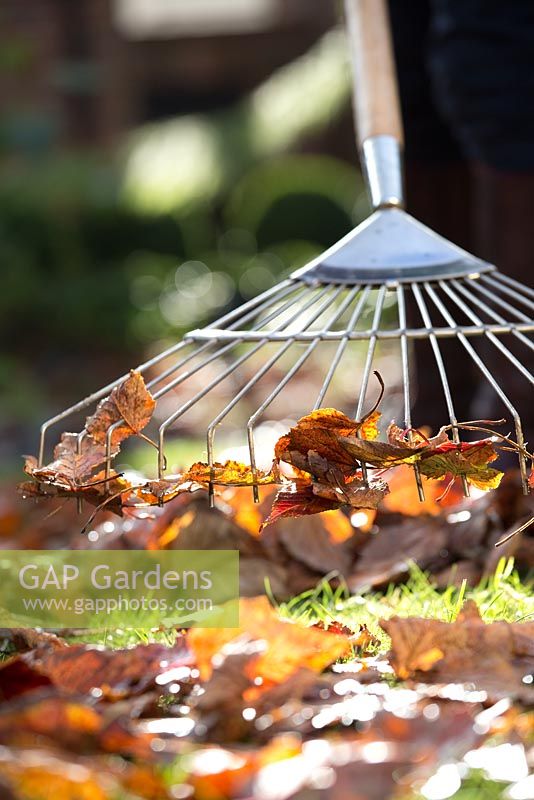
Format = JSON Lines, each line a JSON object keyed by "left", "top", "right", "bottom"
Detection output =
{"left": 362, "top": 135, "right": 404, "bottom": 209}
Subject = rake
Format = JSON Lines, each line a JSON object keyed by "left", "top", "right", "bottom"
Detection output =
{"left": 37, "top": 0, "right": 534, "bottom": 504}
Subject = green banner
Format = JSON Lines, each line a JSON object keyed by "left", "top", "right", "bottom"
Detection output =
{"left": 0, "top": 550, "right": 239, "bottom": 629}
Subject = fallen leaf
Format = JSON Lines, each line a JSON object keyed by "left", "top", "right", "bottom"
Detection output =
{"left": 381, "top": 599, "right": 534, "bottom": 700}
{"left": 188, "top": 596, "right": 351, "bottom": 685}
{"left": 86, "top": 370, "right": 155, "bottom": 446}
{"left": 183, "top": 461, "right": 275, "bottom": 487}
{"left": 261, "top": 484, "right": 342, "bottom": 529}
{"left": 0, "top": 745, "right": 168, "bottom": 800}
{"left": 24, "top": 433, "right": 111, "bottom": 489}
{"left": 0, "top": 640, "right": 193, "bottom": 700}
{"left": 418, "top": 440, "right": 504, "bottom": 490}
{"left": 274, "top": 408, "right": 380, "bottom": 476}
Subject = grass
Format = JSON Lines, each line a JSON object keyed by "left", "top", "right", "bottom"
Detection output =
{"left": 276, "top": 557, "right": 534, "bottom": 654}
{"left": 71, "top": 557, "right": 533, "bottom": 654}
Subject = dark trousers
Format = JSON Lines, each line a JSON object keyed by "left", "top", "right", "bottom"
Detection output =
{"left": 389, "top": 0, "right": 534, "bottom": 449}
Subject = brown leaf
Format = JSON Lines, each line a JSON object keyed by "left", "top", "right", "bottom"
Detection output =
{"left": 86, "top": 370, "right": 155, "bottom": 446}
{"left": 418, "top": 440, "right": 503, "bottom": 490}
{"left": 274, "top": 408, "right": 380, "bottom": 476}
{"left": 381, "top": 599, "right": 534, "bottom": 700}
{"left": 261, "top": 484, "right": 342, "bottom": 529}
{"left": 341, "top": 430, "right": 504, "bottom": 491}
{"left": 0, "top": 640, "right": 193, "bottom": 700}
{"left": 0, "top": 744, "right": 168, "bottom": 800}
{"left": 348, "top": 516, "right": 449, "bottom": 592}
{"left": 312, "top": 474, "right": 389, "bottom": 509}
{"left": 24, "top": 432, "right": 110, "bottom": 489}
{"left": 262, "top": 474, "right": 387, "bottom": 530}
{"left": 338, "top": 436, "right": 423, "bottom": 469}
{"left": 0, "top": 748, "right": 110, "bottom": 800}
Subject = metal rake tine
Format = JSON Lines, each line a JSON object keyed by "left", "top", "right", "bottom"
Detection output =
{"left": 451, "top": 279, "right": 534, "bottom": 352}
{"left": 439, "top": 280, "right": 534, "bottom": 384}
{"left": 479, "top": 274, "right": 534, "bottom": 311}
{"left": 38, "top": 281, "right": 303, "bottom": 466}
{"left": 411, "top": 282, "right": 470, "bottom": 496}
{"left": 487, "top": 272, "right": 534, "bottom": 300}
{"left": 424, "top": 282, "right": 530, "bottom": 493}
{"left": 204, "top": 285, "right": 345, "bottom": 503}
{"left": 313, "top": 285, "right": 367, "bottom": 409}
{"left": 156, "top": 284, "right": 336, "bottom": 482}
{"left": 351, "top": 284, "right": 387, "bottom": 486}
{"left": 469, "top": 279, "right": 533, "bottom": 322}
{"left": 397, "top": 284, "right": 425, "bottom": 501}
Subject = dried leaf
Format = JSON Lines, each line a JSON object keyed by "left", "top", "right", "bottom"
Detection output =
{"left": 0, "top": 745, "right": 168, "bottom": 800}
{"left": 261, "top": 484, "right": 342, "bottom": 529}
{"left": 418, "top": 440, "right": 504, "bottom": 490}
{"left": 188, "top": 596, "right": 351, "bottom": 684}
{"left": 338, "top": 436, "right": 423, "bottom": 469}
{"left": 183, "top": 460, "right": 275, "bottom": 487}
{"left": 0, "top": 640, "right": 193, "bottom": 700}
{"left": 381, "top": 599, "right": 534, "bottom": 700}
{"left": 86, "top": 370, "right": 155, "bottom": 446}
{"left": 274, "top": 408, "right": 380, "bottom": 476}
{"left": 23, "top": 433, "right": 110, "bottom": 489}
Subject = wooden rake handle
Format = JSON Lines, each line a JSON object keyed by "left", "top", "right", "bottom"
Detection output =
{"left": 344, "top": 0, "right": 404, "bottom": 147}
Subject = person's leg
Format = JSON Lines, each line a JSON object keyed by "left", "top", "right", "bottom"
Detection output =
{"left": 427, "top": 0, "right": 534, "bottom": 449}
{"left": 388, "top": 0, "right": 479, "bottom": 432}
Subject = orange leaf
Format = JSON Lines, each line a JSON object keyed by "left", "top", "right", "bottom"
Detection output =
{"left": 188, "top": 596, "right": 351, "bottom": 684}
{"left": 183, "top": 460, "right": 275, "bottom": 487}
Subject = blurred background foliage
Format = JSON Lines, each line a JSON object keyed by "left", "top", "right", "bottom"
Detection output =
{"left": 0, "top": 0, "right": 368, "bottom": 465}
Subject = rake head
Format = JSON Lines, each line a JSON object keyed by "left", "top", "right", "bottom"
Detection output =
{"left": 38, "top": 210, "right": 534, "bottom": 504}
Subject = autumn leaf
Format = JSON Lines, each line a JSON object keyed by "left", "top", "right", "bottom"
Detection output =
{"left": 86, "top": 370, "right": 155, "bottom": 447}
{"left": 0, "top": 640, "right": 193, "bottom": 700}
{"left": 261, "top": 484, "right": 343, "bottom": 529}
{"left": 418, "top": 439, "right": 504, "bottom": 490}
{"left": 0, "top": 750, "right": 110, "bottom": 800}
{"left": 381, "top": 599, "right": 534, "bottom": 700}
{"left": 23, "top": 432, "right": 111, "bottom": 489}
{"left": 188, "top": 596, "right": 351, "bottom": 685}
{"left": 0, "top": 738, "right": 167, "bottom": 799}
{"left": 274, "top": 408, "right": 380, "bottom": 476}
{"left": 338, "top": 436, "right": 423, "bottom": 469}
{"left": 387, "top": 423, "right": 449, "bottom": 450}
{"left": 341, "top": 427, "right": 504, "bottom": 491}
{"left": 182, "top": 460, "right": 275, "bottom": 487}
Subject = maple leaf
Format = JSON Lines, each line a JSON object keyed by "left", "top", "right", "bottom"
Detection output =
{"left": 86, "top": 370, "right": 155, "bottom": 447}
{"left": 23, "top": 433, "right": 111, "bottom": 489}
{"left": 418, "top": 439, "right": 504, "bottom": 490}
{"left": 182, "top": 460, "right": 275, "bottom": 487}
{"left": 381, "top": 599, "right": 534, "bottom": 700}
{"left": 338, "top": 436, "right": 423, "bottom": 469}
{"left": 188, "top": 595, "right": 351, "bottom": 684}
{"left": 341, "top": 426, "right": 504, "bottom": 491}
{"left": 274, "top": 408, "right": 380, "bottom": 476}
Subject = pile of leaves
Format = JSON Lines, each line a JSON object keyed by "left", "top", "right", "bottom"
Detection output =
{"left": 0, "top": 594, "right": 532, "bottom": 799}
{"left": 20, "top": 370, "right": 532, "bottom": 531}
{"left": 7, "top": 549, "right": 531, "bottom": 800}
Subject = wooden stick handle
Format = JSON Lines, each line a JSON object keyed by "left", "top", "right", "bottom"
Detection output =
{"left": 344, "top": 0, "right": 404, "bottom": 147}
